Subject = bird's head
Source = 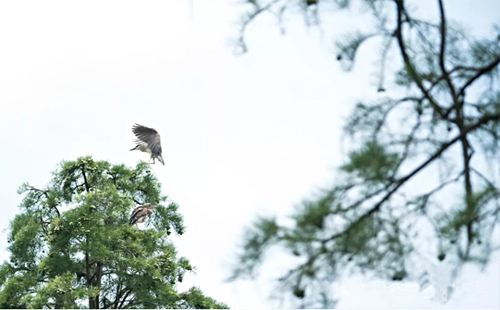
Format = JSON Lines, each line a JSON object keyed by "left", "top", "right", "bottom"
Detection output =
{"left": 143, "top": 203, "right": 158, "bottom": 209}
{"left": 157, "top": 155, "right": 165, "bottom": 165}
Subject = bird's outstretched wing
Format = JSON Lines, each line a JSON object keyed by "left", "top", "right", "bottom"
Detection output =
{"left": 132, "top": 124, "right": 162, "bottom": 156}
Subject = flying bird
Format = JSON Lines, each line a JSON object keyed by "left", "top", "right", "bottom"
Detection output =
{"left": 130, "top": 123, "right": 165, "bottom": 165}
{"left": 129, "top": 203, "right": 158, "bottom": 226}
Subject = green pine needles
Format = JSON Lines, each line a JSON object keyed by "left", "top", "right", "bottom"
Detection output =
{"left": 0, "top": 156, "right": 228, "bottom": 309}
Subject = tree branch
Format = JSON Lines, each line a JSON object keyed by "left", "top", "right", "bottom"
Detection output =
{"left": 235, "top": 0, "right": 283, "bottom": 54}
{"left": 470, "top": 167, "right": 500, "bottom": 192}
{"left": 71, "top": 183, "right": 86, "bottom": 191}
{"left": 114, "top": 283, "right": 122, "bottom": 309}
{"left": 323, "top": 112, "right": 500, "bottom": 243}
{"left": 458, "top": 55, "right": 500, "bottom": 97}
{"left": 28, "top": 186, "right": 60, "bottom": 217}
{"left": 437, "top": 0, "right": 459, "bottom": 108}
{"left": 391, "top": 110, "right": 422, "bottom": 178}
{"left": 81, "top": 166, "right": 90, "bottom": 193}
{"left": 394, "top": 0, "right": 446, "bottom": 119}
{"left": 118, "top": 288, "right": 133, "bottom": 309}
{"left": 411, "top": 170, "right": 465, "bottom": 212}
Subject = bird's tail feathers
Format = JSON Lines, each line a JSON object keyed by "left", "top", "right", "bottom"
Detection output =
{"left": 158, "top": 156, "right": 165, "bottom": 165}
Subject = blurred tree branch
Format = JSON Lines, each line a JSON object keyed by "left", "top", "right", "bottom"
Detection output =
{"left": 229, "top": 0, "right": 500, "bottom": 307}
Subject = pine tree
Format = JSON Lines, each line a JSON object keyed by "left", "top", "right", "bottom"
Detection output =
{"left": 0, "top": 156, "right": 228, "bottom": 309}
{"left": 229, "top": 0, "right": 500, "bottom": 307}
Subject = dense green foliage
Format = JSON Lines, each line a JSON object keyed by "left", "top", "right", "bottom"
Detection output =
{"left": 0, "top": 156, "right": 228, "bottom": 309}
{"left": 231, "top": 0, "right": 500, "bottom": 307}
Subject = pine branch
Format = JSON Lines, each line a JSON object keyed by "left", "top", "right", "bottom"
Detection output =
{"left": 323, "top": 112, "right": 500, "bottom": 243}
{"left": 458, "top": 55, "right": 500, "bottom": 97}
{"left": 394, "top": 0, "right": 446, "bottom": 119}
{"left": 235, "top": 0, "right": 283, "bottom": 54}
{"left": 437, "top": 0, "right": 459, "bottom": 107}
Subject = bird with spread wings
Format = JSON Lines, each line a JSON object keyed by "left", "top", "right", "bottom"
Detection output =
{"left": 129, "top": 203, "right": 158, "bottom": 226}
{"left": 130, "top": 123, "right": 165, "bottom": 165}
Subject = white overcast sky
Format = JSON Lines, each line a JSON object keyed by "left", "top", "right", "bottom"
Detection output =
{"left": 0, "top": 0, "right": 499, "bottom": 308}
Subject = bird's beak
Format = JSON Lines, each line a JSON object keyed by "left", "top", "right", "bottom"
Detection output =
{"left": 158, "top": 156, "right": 165, "bottom": 165}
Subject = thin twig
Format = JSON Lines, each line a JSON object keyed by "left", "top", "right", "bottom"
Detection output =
{"left": 236, "top": 0, "right": 283, "bottom": 54}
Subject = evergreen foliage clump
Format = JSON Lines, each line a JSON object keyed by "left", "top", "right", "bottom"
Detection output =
{"left": 0, "top": 156, "right": 228, "bottom": 309}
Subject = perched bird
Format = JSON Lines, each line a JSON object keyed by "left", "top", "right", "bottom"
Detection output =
{"left": 130, "top": 123, "right": 165, "bottom": 165}
{"left": 129, "top": 203, "right": 158, "bottom": 225}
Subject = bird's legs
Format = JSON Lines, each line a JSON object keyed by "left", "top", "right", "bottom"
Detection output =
{"left": 148, "top": 155, "right": 156, "bottom": 165}
{"left": 139, "top": 156, "right": 155, "bottom": 165}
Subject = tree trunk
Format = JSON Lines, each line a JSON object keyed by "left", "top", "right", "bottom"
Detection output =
{"left": 96, "top": 262, "right": 103, "bottom": 308}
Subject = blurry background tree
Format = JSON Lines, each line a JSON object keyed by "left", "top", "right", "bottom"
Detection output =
{"left": 229, "top": 0, "right": 500, "bottom": 307}
{"left": 0, "top": 156, "right": 228, "bottom": 309}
